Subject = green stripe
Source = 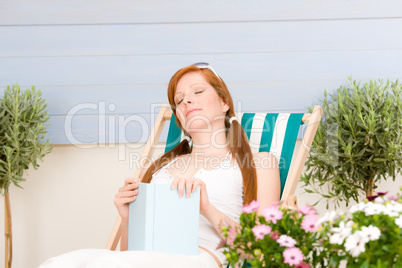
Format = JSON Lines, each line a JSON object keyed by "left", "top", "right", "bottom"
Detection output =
{"left": 278, "top": 113, "right": 304, "bottom": 196}
{"left": 240, "top": 113, "right": 255, "bottom": 140}
{"left": 258, "top": 113, "right": 279, "bottom": 153}
{"left": 164, "top": 114, "right": 182, "bottom": 153}
{"left": 165, "top": 112, "right": 304, "bottom": 198}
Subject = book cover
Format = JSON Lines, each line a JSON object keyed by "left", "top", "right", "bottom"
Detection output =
{"left": 128, "top": 182, "right": 200, "bottom": 255}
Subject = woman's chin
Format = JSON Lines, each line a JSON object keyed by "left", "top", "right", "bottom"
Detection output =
{"left": 185, "top": 121, "right": 212, "bottom": 134}
{"left": 184, "top": 116, "right": 212, "bottom": 131}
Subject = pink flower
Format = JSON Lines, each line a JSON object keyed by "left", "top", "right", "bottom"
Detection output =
{"left": 263, "top": 205, "right": 283, "bottom": 224}
{"left": 301, "top": 215, "right": 320, "bottom": 233}
{"left": 295, "top": 263, "right": 310, "bottom": 268}
{"left": 243, "top": 200, "right": 260, "bottom": 213}
{"left": 227, "top": 226, "right": 236, "bottom": 244}
{"left": 252, "top": 224, "right": 272, "bottom": 240}
{"left": 298, "top": 205, "right": 316, "bottom": 215}
{"left": 277, "top": 234, "right": 297, "bottom": 247}
{"left": 283, "top": 247, "right": 304, "bottom": 266}
{"left": 387, "top": 195, "right": 399, "bottom": 201}
{"left": 270, "top": 230, "right": 280, "bottom": 241}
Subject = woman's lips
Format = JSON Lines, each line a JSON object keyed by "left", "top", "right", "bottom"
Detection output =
{"left": 186, "top": 109, "right": 201, "bottom": 117}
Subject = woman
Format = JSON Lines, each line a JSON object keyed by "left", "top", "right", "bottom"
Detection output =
{"left": 40, "top": 63, "right": 281, "bottom": 268}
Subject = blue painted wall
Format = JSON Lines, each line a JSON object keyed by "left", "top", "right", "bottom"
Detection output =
{"left": 1, "top": 0, "right": 401, "bottom": 144}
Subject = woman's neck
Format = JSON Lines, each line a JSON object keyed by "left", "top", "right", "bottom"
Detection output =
{"left": 189, "top": 128, "right": 229, "bottom": 155}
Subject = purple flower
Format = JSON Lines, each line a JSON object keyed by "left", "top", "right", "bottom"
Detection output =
{"left": 277, "top": 234, "right": 297, "bottom": 247}
{"left": 367, "top": 192, "right": 388, "bottom": 201}
{"left": 298, "top": 205, "right": 317, "bottom": 215}
{"left": 252, "top": 224, "right": 272, "bottom": 240}
{"left": 301, "top": 215, "right": 320, "bottom": 233}
{"left": 263, "top": 205, "right": 283, "bottom": 224}
{"left": 283, "top": 247, "right": 304, "bottom": 266}
{"left": 367, "top": 195, "right": 378, "bottom": 201}
{"left": 242, "top": 200, "right": 260, "bottom": 213}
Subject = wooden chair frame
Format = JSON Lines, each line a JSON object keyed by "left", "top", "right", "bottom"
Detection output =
{"left": 106, "top": 103, "right": 323, "bottom": 250}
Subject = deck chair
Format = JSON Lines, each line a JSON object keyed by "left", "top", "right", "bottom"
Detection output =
{"left": 106, "top": 103, "right": 323, "bottom": 254}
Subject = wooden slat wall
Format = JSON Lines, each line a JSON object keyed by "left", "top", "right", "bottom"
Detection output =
{"left": 1, "top": 0, "right": 402, "bottom": 25}
{"left": 1, "top": 0, "right": 401, "bottom": 144}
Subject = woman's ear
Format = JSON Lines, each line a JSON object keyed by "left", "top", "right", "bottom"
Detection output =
{"left": 221, "top": 98, "right": 230, "bottom": 113}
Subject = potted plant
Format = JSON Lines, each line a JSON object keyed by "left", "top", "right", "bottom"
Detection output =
{"left": 301, "top": 78, "right": 402, "bottom": 207}
{"left": 321, "top": 190, "right": 402, "bottom": 267}
{"left": 221, "top": 201, "right": 326, "bottom": 267}
{"left": 0, "top": 84, "right": 52, "bottom": 268}
{"left": 221, "top": 190, "right": 402, "bottom": 267}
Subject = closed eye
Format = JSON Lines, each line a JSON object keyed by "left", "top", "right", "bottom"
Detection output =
{"left": 176, "top": 90, "right": 203, "bottom": 105}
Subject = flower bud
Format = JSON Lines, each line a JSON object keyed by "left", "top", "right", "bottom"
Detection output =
{"left": 254, "top": 249, "right": 262, "bottom": 257}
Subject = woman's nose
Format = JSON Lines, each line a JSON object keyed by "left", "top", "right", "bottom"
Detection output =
{"left": 183, "top": 95, "right": 193, "bottom": 104}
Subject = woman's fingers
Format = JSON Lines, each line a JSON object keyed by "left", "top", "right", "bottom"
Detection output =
{"left": 185, "top": 178, "right": 193, "bottom": 198}
{"left": 124, "top": 177, "right": 139, "bottom": 186}
{"left": 119, "top": 178, "right": 139, "bottom": 192}
{"left": 171, "top": 177, "right": 197, "bottom": 198}
{"left": 191, "top": 179, "right": 202, "bottom": 193}
{"left": 192, "top": 178, "right": 210, "bottom": 213}
{"left": 116, "top": 189, "right": 138, "bottom": 198}
{"left": 171, "top": 177, "right": 180, "bottom": 190}
{"left": 177, "top": 178, "right": 186, "bottom": 198}
{"left": 115, "top": 177, "right": 141, "bottom": 221}
{"left": 114, "top": 196, "right": 137, "bottom": 207}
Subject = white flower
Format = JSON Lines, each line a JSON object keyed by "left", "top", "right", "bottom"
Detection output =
{"left": 277, "top": 235, "right": 297, "bottom": 247}
{"left": 329, "top": 233, "right": 345, "bottom": 245}
{"left": 364, "top": 203, "right": 385, "bottom": 216}
{"left": 395, "top": 215, "right": 402, "bottom": 228}
{"left": 360, "top": 225, "right": 381, "bottom": 242}
{"left": 318, "top": 210, "right": 338, "bottom": 225}
{"left": 383, "top": 203, "right": 402, "bottom": 218}
{"left": 374, "top": 197, "right": 386, "bottom": 204}
{"left": 344, "top": 231, "right": 366, "bottom": 257}
{"left": 329, "top": 221, "right": 354, "bottom": 245}
{"left": 349, "top": 202, "right": 367, "bottom": 213}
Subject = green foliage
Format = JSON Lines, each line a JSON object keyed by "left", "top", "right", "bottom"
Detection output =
{"left": 0, "top": 84, "right": 52, "bottom": 195}
{"left": 301, "top": 78, "right": 402, "bottom": 207}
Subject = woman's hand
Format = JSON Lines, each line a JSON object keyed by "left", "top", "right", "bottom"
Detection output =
{"left": 114, "top": 177, "right": 140, "bottom": 221}
{"left": 171, "top": 177, "right": 211, "bottom": 214}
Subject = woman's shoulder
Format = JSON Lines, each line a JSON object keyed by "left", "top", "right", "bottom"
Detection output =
{"left": 252, "top": 152, "right": 279, "bottom": 170}
{"left": 139, "top": 154, "right": 189, "bottom": 180}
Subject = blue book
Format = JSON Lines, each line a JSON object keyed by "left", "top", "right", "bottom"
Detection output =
{"left": 128, "top": 182, "right": 200, "bottom": 255}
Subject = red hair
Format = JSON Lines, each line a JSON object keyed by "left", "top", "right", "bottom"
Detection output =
{"left": 141, "top": 65, "right": 257, "bottom": 205}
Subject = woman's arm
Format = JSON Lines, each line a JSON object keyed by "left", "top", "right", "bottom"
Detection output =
{"left": 115, "top": 166, "right": 150, "bottom": 251}
{"left": 114, "top": 177, "right": 139, "bottom": 251}
{"left": 191, "top": 152, "right": 281, "bottom": 238}
{"left": 253, "top": 152, "right": 281, "bottom": 215}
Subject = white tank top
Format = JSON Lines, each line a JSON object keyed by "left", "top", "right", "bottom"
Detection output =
{"left": 150, "top": 152, "right": 244, "bottom": 264}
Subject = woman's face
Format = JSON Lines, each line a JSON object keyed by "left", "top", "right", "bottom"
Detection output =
{"left": 173, "top": 71, "right": 229, "bottom": 135}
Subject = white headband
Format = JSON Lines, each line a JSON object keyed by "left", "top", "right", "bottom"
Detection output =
{"left": 229, "top": 117, "right": 238, "bottom": 125}
{"left": 182, "top": 136, "right": 192, "bottom": 143}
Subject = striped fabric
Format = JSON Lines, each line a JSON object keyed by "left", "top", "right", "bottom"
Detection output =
{"left": 164, "top": 113, "right": 304, "bottom": 196}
